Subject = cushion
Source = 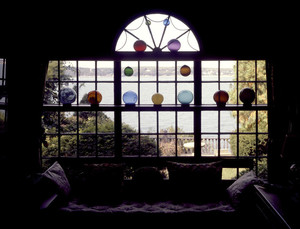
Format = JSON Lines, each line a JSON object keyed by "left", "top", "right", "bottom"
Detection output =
{"left": 226, "top": 170, "right": 263, "bottom": 209}
{"left": 132, "top": 166, "right": 164, "bottom": 201}
{"left": 42, "top": 161, "right": 71, "bottom": 197}
{"left": 76, "top": 163, "right": 124, "bottom": 204}
{"left": 167, "top": 161, "right": 223, "bottom": 202}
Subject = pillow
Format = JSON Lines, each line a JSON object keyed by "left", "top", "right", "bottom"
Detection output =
{"left": 132, "top": 167, "right": 164, "bottom": 201}
{"left": 77, "top": 163, "right": 124, "bottom": 204}
{"left": 226, "top": 170, "right": 263, "bottom": 209}
{"left": 167, "top": 161, "right": 222, "bottom": 202}
{"left": 42, "top": 161, "right": 71, "bottom": 197}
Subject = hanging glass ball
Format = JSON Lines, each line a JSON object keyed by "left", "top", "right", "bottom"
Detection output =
{"left": 146, "top": 20, "right": 151, "bottom": 26}
{"left": 87, "top": 90, "right": 102, "bottom": 105}
{"left": 134, "top": 40, "right": 147, "bottom": 52}
{"left": 123, "top": 91, "right": 138, "bottom": 105}
{"left": 180, "top": 65, "right": 191, "bottom": 76}
{"left": 239, "top": 88, "right": 255, "bottom": 106}
{"left": 124, "top": 66, "right": 134, "bottom": 76}
{"left": 152, "top": 93, "right": 164, "bottom": 105}
{"left": 168, "top": 39, "right": 181, "bottom": 52}
{"left": 213, "top": 90, "right": 229, "bottom": 107}
{"left": 59, "top": 87, "right": 76, "bottom": 105}
{"left": 163, "top": 18, "right": 170, "bottom": 26}
{"left": 178, "top": 90, "right": 193, "bottom": 104}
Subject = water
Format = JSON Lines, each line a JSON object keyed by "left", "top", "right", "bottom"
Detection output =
{"left": 77, "top": 74, "right": 236, "bottom": 134}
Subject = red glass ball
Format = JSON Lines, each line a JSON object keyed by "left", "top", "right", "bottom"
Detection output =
{"left": 133, "top": 40, "right": 147, "bottom": 52}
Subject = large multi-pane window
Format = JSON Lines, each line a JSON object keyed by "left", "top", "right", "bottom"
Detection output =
{"left": 42, "top": 13, "right": 270, "bottom": 179}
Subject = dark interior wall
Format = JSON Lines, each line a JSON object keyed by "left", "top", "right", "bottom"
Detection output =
{"left": 1, "top": 3, "right": 297, "bottom": 181}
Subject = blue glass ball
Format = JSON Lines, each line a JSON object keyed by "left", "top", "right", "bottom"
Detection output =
{"left": 178, "top": 90, "right": 193, "bottom": 104}
{"left": 163, "top": 18, "right": 170, "bottom": 26}
{"left": 123, "top": 91, "right": 138, "bottom": 105}
{"left": 59, "top": 87, "right": 76, "bottom": 104}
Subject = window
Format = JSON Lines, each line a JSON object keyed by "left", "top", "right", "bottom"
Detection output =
{"left": 42, "top": 13, "right": 269, "bottom": 179}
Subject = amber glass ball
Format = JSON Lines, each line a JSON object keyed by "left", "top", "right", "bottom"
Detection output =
{"left": 152, "top": 93, "right": 164, "bottom": 105}
{"left": 180, "top": 65, "right": 191, "bottom": 76}
{"left": 133, "top": 40, "right": 147, "bottom": 52}
{"left": 213, "top": 90, "right": 229, "bottom": 107}
{"left": 87, "top": 90, "right": 102, "bottom": 105}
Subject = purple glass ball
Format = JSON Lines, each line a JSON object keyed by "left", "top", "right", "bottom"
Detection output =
{"left": 167, "top": 39, "right": 181, "bottom": 52}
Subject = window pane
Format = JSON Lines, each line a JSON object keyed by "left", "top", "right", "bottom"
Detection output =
{"left": 178, "top": 112, "right": 193, "bottom": 133}
{"left": 141, "top": 135, "right": 157, "bottom": 157}
{"left": 228, "top": 134, "right": 237, "bottom": 156}
{"left": 238, "top": 60, "right": 255, "bottom": 81}
{"left": 239, "top": 111, "right": 256, "bottom": 133}
{"left": 220, "top": 83, "right": 235, "bottom": 104}
{"left": 98, "top": 135, "right": 114, "bottom": 156}
{"left": 177, "top": 83, "right": 194, "bottom": 105}
{"left": 98, "top": 112, "right": 114, "bottom": 134}
{"left": 179, "top": 134, "right": 194, "bottom": 157}
{"left": 79, "top": 111, "right": 96, "bottom": 133}
{"left": 220, "top": 61, "right": 236, "bottom": 81}
{"left": 97, "top": 83, "right": 114, "bottom": 104}
{"left": 140, "top": 112, "right": 157, "bottom": 133}
{"left": 140, "top": 61, "right": 156, "bottom": 81}
{"left": 239, "top": 134, "right": 256, "bottom": 156}
{"left": 61, "top": 61, "right": 76, "bottom": 81}
{"left": 220, "top": 111, "right": 237, "bottom": 133}
{"left": 60, "top": 135, "right": 77, "bottom": 157}
{"left": 201, "top": 134, "right": 218, "bottom": 156}
{"left": 122, "top": 134, "right": 139, "bottom": 156}
{"left": 159, "top": 83, "right": 175, "bottom": 104}
{"left": 220, "top": 134, "right": 233, "bottom": 156}
{"left": 258, "top": 111, "right": 268, "bottom": 132}
{"left": 42, "top": 135, "right": 58, "bottom": 157}
{"left": 159, "top": 61, "right": 175, "bottom": 81}
{"left": 160, "top": 134, "right": 176, "bottom": 157}
{"left": 122, "top": 61, "right": 138, "bottom": 80}
{"left": 201, "top": 111, "right": 218, "bottom": 133}
{"left": 202, "top": 83, "right": 218, "bottom": 104}
{"left": 159, "top": 112, "right": 175, "bottom": 133}
{"left": 177, "top": 61, "right": 193, "bottom": 81}
{"left": 97, "top": 61, "right": 114, "bottom": 81}
{"left": 44, "top": 82, "right": 58, "bottom": 104}
{"left": 140, "top": 83, "right": 156, "bottom": 104}
{"left": 222, "top": 168, "right": 237, "bottom": 180}
{"left": 42, "top": 111, "right": 58, "bottom": 134}
{"left": 78, "top": 61, "right": 95, "bottom": 81}
{"left": 122, "top": 112, "right": 138, "bottom": 133}
{"left": 202, "top": 61, "right": 218, "bottom": 81}
{"left": 79, "top": 82, "right": 95, "bottom": 104}
{"left": 46, "top": 61, "right": 59, "bottom": 81}
{"left": 257, "top": 82, "right": 268, "bottom": 104}
{"left": 257, "top": 60, "right": 267, "bottom": 81}
{"left": 79, "top": 134, "right": 96, "bottom": 157}
{"left": 60, "top": 112, "right": 77, "bottom": 133}
{"left": 258, "top": 134, "right": 268, "bottom": 156}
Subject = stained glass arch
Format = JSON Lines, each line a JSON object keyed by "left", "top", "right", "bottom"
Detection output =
{"left": 115, "top": 13, "right": 200, "bottom": 52}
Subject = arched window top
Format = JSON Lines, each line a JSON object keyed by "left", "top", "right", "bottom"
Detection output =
{"left": 115, "top": 13, "right": 200, "bottom": 53}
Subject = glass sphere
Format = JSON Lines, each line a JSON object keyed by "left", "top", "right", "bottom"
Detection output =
{"left": 178, "top": 90, "right": 193, "bottom": 104}
{"left": 213, "top": 90, "right": 229, "bottom": 107}
{"left": 168, "top": 39, "right": 181, "bottom": 52}
{"left": 180, "top": 65, "right": 191, "bottom": 76}
{"left": 124, "top": 66, "right": 134, "bottom": 76}
{"left": 87, "top": 90, "right": 102, "bottom": 105}
{"left": 59, "top": 87, "right": 76, "bottom": 104}
{"left": 152, "top": 93, "right": 164, "bottom": 105}
{"left": 163, "top": 18, "right": 170, "bottom": 26}
{"left": 134, "top": 40, "right": 147, "bottom": 52}
{"left": 239, "top": 88, "right": 255, "bottom": 106}
{"left": 123, "top": 91, "right": 138, "bottom": 105}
